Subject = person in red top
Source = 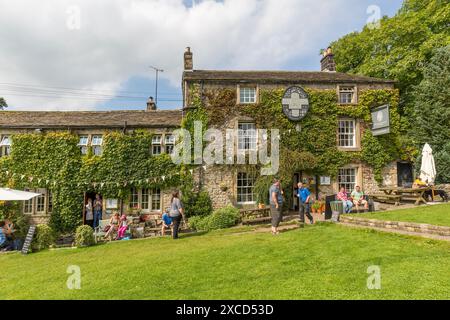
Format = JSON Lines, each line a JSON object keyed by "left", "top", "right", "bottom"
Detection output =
{"left": 337, "top": 186, "right": 353, "bottom": 213}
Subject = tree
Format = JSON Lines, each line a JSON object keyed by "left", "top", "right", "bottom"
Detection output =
{"left": 413, "top": 46, "right": 450, "bottom": 183}
{"left": 331, "top": 0, "right": 450, "bottom": 120}
{"left": 0, "top": 97, "right": 7, "bottom": 110}
{"left": 412, "top": 46, "right": 450, "bottom": 147}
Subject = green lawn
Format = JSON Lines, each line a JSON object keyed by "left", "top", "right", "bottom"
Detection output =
{"left": 354, "top": 203, "right": 450, "bottom": 227}
{"left": 0, "top": 222, "right": 449, "bottom": 300}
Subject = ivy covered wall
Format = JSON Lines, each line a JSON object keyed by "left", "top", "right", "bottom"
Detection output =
{"left": 183, "top": 84, "right": 417, "bottom": 207}
{"left": 0, "top": 130, "right": 181, "bottom": 232}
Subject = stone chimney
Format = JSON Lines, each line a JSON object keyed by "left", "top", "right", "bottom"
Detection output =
{"left": 184, "top": 47, "right": 193, "bottom": 71}
{"left": 146, "top": 96, "right": 156, "bottom": 111}
{"left": 320, "top": 47, "right": 336, "bottom": 72}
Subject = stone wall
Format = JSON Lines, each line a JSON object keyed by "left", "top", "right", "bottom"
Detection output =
{"left": 362, "top": 161, "right": 398, "bottom": 194}
{"left": 26, "top": 214, "right": 51, "bottom": 225}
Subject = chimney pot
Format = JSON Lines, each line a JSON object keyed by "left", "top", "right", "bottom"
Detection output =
{"left": 184, "top": 47, "right": 193, "bottom": 71}
{"left": 146, "top": 96, "right": 156, "bottom": 111}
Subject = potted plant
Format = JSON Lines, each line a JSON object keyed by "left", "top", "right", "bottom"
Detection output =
{"left": 219, "top": 182, "right": 228, "bottom": 192}
{"left": 311, "top": 201, "right": 321, "bottom": 214}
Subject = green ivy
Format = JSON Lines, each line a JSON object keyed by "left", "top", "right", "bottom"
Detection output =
{"left": 184, "top": 86, "right": 415, "bottom": 206}
{"left": 0, "top": 131, "right": 181, "bottom": 232}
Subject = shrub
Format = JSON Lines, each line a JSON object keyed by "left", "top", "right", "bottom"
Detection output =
{"left": 208, "top": 206, "right": 240, "bottom": 230}
{"left": 189, "top": 206, "right": 240, "bottom": 231}
{"left": 32, "top": 224, "right": 55, "bottom": 251}
{"left": 188, "top": 215, "right": 209, "bottom": 231}
{"left": 75, "top": 225, "right": 95, "bottom": 247}
{"left": 183, "top": 191, "right": 213, "bottom": 218}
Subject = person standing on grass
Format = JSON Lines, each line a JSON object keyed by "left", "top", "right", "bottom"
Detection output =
{"left": 351, "top": 186, "right": 368, "bottom": 212}
{"left": 93, "top": 194, "right": 103, "bottom": 229}
{"left": 337, "top": 186, "right": 353, "bottom": 214}
{"left": 169, "top": 191, "right": 184, "bottom": 239}
{"left": 85, "top": 198, "right": 94, "bottom": 227}
{"left": 297, "top": 182, "right": 314, "bottom": 225}
{"left": 269, "top": 178, "right": 283, "bottom": 235}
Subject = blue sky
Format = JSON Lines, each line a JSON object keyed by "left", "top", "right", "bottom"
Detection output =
{"left": 0, "top": 0, "right": 403, "bottom": 111}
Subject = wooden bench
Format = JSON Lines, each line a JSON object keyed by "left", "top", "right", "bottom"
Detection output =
{"left": 240, "top": 208, "right": 271, "bottom": 225}
{"left": 370, "top": 193, "right": 401, "bottom": 205}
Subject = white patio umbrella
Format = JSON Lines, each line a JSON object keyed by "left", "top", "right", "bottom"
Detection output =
{"left": 419, "top": 143, "right": 437, "bottom": 184}
{"left": 0, "top": 188, "right": 41, "bottom": 201}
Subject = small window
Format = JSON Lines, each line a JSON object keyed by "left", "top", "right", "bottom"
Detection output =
{"left": 91, "top": 135, "right": 103, "bottom": 156}
{"left": 239, "top": 87, "right": 257, "bottom": 104}
{"left": 24, "top": 196, "right": 33, "bottom": 214}
{"left": 78, "top": 135, "right": 89, "bottom": 155}
{"left": 152, "top": 135, "right": 162, "bottom": 155}
{"left": 0, "top": 135, "right": 11, "bottom": 157}
{"left": 151, "top": 188, "right": 161, "bottom": 211}
{"left": 238, "top": 123, "right": 257, "bottom": 151}
{"left": 129, "top": 188, "right": 139, "bottom": 210}
{"left": 47, "top": 191, "right": 53, "bottom": 213}
{"left": 339, "top": 86, "right": 356, "bottom": 104}
{"left": 237, "top": 172, "right": 256, "bottom": 204}
{"left": 338, "top": 119, "right": 356, "bottom": 148}
{"left": 36, "top": 189, "right": 46, "bottom": 214}
{"left": 165, "top": 135, "right": 175, "bottom": 155}
{"left": 338, "top": 168, "right": 357, "bottom": 193}
{"left": 141, "top": 188, "right": 149, "bottom": 211}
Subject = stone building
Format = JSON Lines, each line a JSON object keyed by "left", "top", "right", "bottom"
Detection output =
{"left": 0, "top": 103, "right": 182, "bottom": 225}
{"left": 0, "top": 47, "right": 412, "bottom": 224}
{"left": 182, "top": 48, "right": 410, "bottom": 210}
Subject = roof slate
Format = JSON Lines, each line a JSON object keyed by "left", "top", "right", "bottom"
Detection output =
{"left": 0, "top": 110, "right": 183, "bottom": 129}
{"left": 183, "top": 70, "right": 395, "bottom": 84}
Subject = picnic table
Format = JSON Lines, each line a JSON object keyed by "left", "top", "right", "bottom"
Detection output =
{"left": 374, "top": 187, "right": 434, "bottom": 205}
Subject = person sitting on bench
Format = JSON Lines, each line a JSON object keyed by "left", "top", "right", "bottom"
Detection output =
{"left": 351, "top": 186, "right": 369, "bottom": 212}
{"left": 116, "top": 214, "right": 129, "bottom": 240}
{"left": 337, "top": 187, "right": 353, "bottom": 214}
{"left": 161, "top": 208, "right": 173, "bottom": 236}
{"left": 0, "top": 221, "right": 14, "bottom": 252}
{"left": 413, "top": 177, "right": 427, "bottom": 188}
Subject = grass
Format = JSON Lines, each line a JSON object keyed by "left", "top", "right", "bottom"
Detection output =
{"left": 353, "top": 203, "right": 450, "bottom": 227}
{"left": 0, "top": 222, "right": 449, "bottom": 300}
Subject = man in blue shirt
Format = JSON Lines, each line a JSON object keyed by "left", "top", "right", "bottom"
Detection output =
{"left": 297, "top": 182, "right": 314, "bottom": 225}
{"left": 269, "top": 178, "right": 283, "bottom": 235}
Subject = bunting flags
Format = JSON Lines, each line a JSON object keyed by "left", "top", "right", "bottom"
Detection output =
{"left": 0, "top": 170, "right": 185, "bottom": 189}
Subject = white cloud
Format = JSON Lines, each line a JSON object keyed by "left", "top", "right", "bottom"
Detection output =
{"left": 0, "top": 0, "right": 370, "bottom": 110}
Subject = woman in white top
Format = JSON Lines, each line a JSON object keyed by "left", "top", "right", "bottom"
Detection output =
{"left": 85, "top": 198, "right": 94, "bottom": 227}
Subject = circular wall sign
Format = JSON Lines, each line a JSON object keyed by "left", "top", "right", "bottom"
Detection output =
{"left": 282, "top": 86, "right": 310, "bottom": 121}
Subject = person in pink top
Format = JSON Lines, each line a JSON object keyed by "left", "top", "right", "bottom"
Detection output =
{"left": 337, "top": 186, "right": 353, "bottom": 213}
{"left": 116, "top": 214, "right": 128, "bottom": 240}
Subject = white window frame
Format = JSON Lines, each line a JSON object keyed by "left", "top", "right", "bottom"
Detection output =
{"left": 238, "top": 122, "right": 257, "bottom": 151}
{"left": 91, "top": 135, "right": 103, "bottom": 156}
{"left": 0, "top": 135, "right": 11, "bottom": 157}
{"left": 129, "top": 188, "right": 139, "bottom": 210}
{"left": 164, "top": 134, "right": 175, "bottom": 155}
{"left": 22, "top": 188, "right": 51, "bottom": 215}
{"left": 150, "top": 188, "right": 161, "bottom": 212}
{"left": 129, "top": 188, "right": 161, "bottom": 212}
{"left": 237, "top": 172, "right": 256, "bottom": 204}
{"left": 338, "top": 86, "right": 356, "bottom": 104}
{"left": 152, "top": 135, "right": 162, "bottom": 155}
{"left": 78, "top": 135, "right": 89, "bottom": 155}
{"left": 35, "top": 189, "right": 46, "bottom": 214}
{"left": 338, "top": 119, "right": 356, "bottom": 148}
{"left": 338, "top": 168, "right": 357, "bottom": 193}
{"left": 239, "top": 86, "right": 257, "bottom": 104}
